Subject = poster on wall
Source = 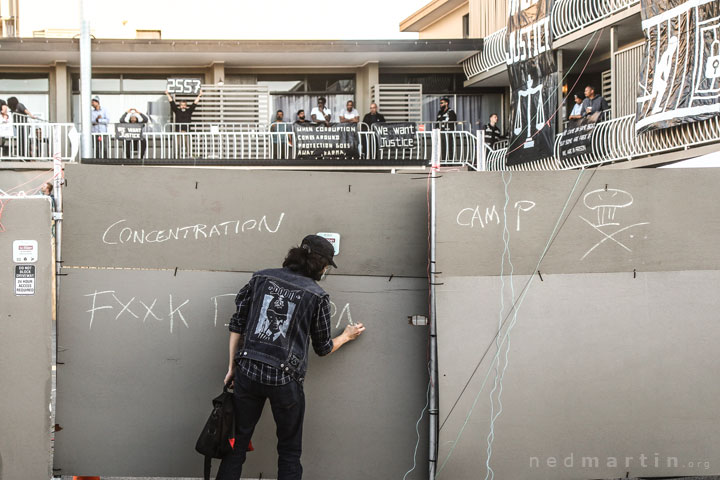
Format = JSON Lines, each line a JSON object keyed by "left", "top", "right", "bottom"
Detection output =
{"left": 636, "top": 0, "right": 720, "bottom": 133}
{"left": 295, "top": 123, "right": 359, "bottom": 159}
{"left": 505, "top": 0, "right": 558, "bottom": 166}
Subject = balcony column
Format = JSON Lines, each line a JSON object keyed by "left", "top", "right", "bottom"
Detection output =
{"left": 557, "top": 49, "right": 564, "bottom": 133}
{"left": 54, "top": 61, "right": 69, "bottom": 123}
{"left": 610, "top": 26, "right": 618, "bottom": 119}
{"left": 356, "top": 61, "right": 379, "bottom": 120}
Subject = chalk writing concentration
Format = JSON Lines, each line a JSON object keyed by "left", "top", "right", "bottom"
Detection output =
{"left": 84, "top": 289, "right": 354, "bottom": 333}
{"left": 101, "top": 213, "right": 285, "bottom": 245}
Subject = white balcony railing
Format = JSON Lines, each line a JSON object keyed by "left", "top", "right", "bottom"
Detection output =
{"left": 462, "top": 27, "right": 508, "bottom": 80}
{"left": 484, "top": 114, "right": 720, "bottom": 171}
{"left": 551, "top": 0, "right": 640, "bottom": 39}
{"left": 462, "top": 0, "right": 640, "bottom": 80}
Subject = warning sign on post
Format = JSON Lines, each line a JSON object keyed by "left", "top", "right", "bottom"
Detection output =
{"left": 13, "top": 240, "right": 38, "bottom": 263}
{"left": 15, "top": 265, "right": 35, "bottom": 296}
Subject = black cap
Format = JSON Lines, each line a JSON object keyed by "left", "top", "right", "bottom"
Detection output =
{"left": 301, "top": 234, "right": 338, "bottom": 268}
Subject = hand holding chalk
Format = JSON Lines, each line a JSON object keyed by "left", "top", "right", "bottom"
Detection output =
{"left": 343, "top": 323, "right": 365, "bottom": 340}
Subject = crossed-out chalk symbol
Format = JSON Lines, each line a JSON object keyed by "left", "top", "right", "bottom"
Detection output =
{"left": 579, "top": 188, "right": 649, "bottom": 260}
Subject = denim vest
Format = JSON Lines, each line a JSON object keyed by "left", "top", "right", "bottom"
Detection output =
{"left": 239, "top": 267, "right": 327, "bottom": 383}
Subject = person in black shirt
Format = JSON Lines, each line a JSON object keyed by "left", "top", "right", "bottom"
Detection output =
{"left": 165, "top": 89, "right": 202, "bottom": 132}
{"left": 436, "top": 97, "right": 457, "bottom": 160}
{"left": 7, "top": 96, "right": 37, "bottom": 157}
{"left": 361, "top": 102, "right": 385, "bottom": 129}
{"left": 483, "top": 113, "right": 505, "bottom": 147}
{"left": 294, "top": 109, "right": 309, "bottom": 124}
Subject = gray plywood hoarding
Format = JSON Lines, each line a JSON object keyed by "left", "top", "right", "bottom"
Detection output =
{"left": 55, "top": 164, "right": 431, "bottom": 478}
{"left": 55, "top": 269, "right": 429, "bottom": 479}
{"left": 437, "top": 169, "right": 720, "bottom": 275}
{"left": 0, "top": 198, "right": 53, "bottom": 480}
{"left": 435, "top": 170, "right": 720, "bottom": 479}
{"left": 61, "top": 164, "right": 428, "bottom": 277}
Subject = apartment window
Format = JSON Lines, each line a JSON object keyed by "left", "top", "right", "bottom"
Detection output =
{"left": 0, "top": 74, "right": 50, "bottom": 120}
{"left": 71, "top": 74, "right": 198, "bottom": 126}
{"left": 136, "top": 29, "right": 161, "bottom": 39}
{"left": 462, "top": 14, "right": 470, "bottom": 39}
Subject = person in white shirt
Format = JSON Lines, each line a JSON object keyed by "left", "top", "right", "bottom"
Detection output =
{"left": 0, "top": 103, "right": 14, "bottom": 156}
{"left": 339, "top": 100, "right": 359, "bottom": 123}
{"left": 310, "top": 97, "right": 332, "bottom": 126}
{"left": 568, "top": 94, "right": 583, "bottom": 120}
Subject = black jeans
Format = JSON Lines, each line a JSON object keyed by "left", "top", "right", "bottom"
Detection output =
{"left": 216, "top": 370, "right": 305, "bottom": 480}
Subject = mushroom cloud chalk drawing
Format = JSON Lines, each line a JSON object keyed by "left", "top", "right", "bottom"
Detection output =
{"left": 579, "top": 188, "right": 650, "bottom": 260}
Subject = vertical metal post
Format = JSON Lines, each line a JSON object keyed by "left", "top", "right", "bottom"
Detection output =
{"left": 79, "top": 0, "right": 92, "bottom": 159}
{"left": 428, "top": 128, "right": 440, "bottom": 479}
{"left": 477, "top": 129, "right": 486, "bottom": 171}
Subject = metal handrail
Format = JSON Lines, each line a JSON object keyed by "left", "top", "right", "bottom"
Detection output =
{"left": 552, "top": 0, "right": 639, "bottom": 39}
{"left": 462, "top": 0, "right": 639, "bottom": 80}
{"left": 484, "top": 114, "right": 720, "bottom": 171}
{"left": 0, "top": 122, "right": 78, "bottom": 162}
{"left": 461, "top": 27, "right": 508, "bottom": 80}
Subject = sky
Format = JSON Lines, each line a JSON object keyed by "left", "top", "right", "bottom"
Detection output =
{"left": 20, "top": 0, "right": 432, "bottom": 39}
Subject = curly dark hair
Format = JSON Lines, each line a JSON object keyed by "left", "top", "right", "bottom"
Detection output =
{"left": 282, "top": 246, "right": 329, "bottom": 281}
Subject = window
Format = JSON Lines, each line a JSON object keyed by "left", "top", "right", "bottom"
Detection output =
{"left": 0, "top": 74, "right": 50, "bottom": 120}
{"left": 463, "top": 14, "right": 470, "bottom": 39}
{"left": 254, "top": 74, "right": 355, "bottom": 94}
{"left": 136, "top": 30, "right": 161, "bottom": 39}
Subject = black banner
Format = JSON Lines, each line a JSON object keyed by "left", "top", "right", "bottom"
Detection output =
{"left": 636, "top": 0, "right": 720, "bottom": 133}
{"left": 559, "top": 112, "right": 601, "bottom": 164}
{"left": 295, "top": 123, "right": 359, "bottom": 159}
{"left": 116, "top": 123, "right": 145, "bottom": 140}
{"left": 506, "top": 0, "right": 557, "bottom": 166}
{"left": 374, "top": 122, "right": 417, "bottom": 149}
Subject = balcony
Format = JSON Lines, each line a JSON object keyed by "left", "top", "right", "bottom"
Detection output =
{"left": 483, "top": 115, "right": 720, "bottom": 171}
{"left": 0, "top": 121, "right": 478, "bottom": 170}
{"left": 461, "top": 0, "right": 640, "bottom": 83}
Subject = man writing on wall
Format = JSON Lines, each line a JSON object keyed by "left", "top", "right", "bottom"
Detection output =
{"left": 216, "top": 235, "right": 365, "bottom": 480}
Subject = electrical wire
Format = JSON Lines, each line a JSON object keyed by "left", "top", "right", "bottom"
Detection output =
{"left": 403, "top": 362, "right": 432, "bottom": 480}
{"left": 436, "top": 167, "right": 592, "bottom": 478}
{"left": 483, "top": 170, "right": 516, "bottom": 480}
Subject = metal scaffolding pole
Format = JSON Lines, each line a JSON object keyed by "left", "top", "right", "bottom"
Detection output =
{"left": 428, "top": 128, "right": 440, "bottom": 479}
{"left": 79, "top": 0, "right": 92, "bottom": 159}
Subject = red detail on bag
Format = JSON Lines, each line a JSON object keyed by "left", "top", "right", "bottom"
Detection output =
{"left": 248, "top": 440, "right": 254, "bottom": 451}
{"left": 229, "top": 437, "right": 235, "bottom": 449}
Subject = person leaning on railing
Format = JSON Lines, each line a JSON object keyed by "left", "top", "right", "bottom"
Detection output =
{"left": 270, "top": 110, "right": 291, "bottom": 159}
{"left": 7, "top": 97, "right": 37, "bottom": 157}
{"left": 165, "top": 89, "right": 202, "bottom": 132}
{"left": 310, "top": 97, "right": 332, "bottom": 126}
{"left": 339, "top": 100, "right": 359, "bottom": 123}
{"left": 91, "top": 96, "right": 110, "bottom": 158}
{"left": 580, "top": 85, "right": 609, "bottom": 119}
{"left": 361, "top": 102, "right": 385, "bottom": 129}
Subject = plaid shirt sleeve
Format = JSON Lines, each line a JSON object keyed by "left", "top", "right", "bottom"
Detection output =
{"left": 310, "top": 296, "right": 334, "bottom": 357}
{"left": 228, "top": 279, "right": 254, "bottom": 334}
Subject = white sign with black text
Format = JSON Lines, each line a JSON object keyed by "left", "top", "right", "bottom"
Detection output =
{"left": 15, "top": 265, "right": 35, "bottom": 296}
{"left": 13, "top": 239, "right": 38, "bottom": 263}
